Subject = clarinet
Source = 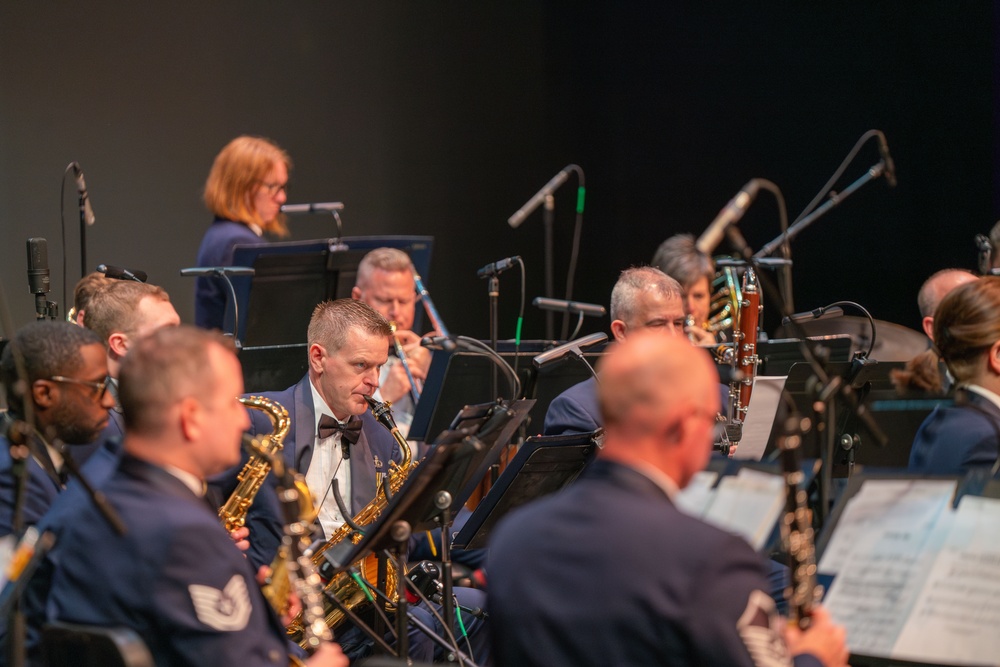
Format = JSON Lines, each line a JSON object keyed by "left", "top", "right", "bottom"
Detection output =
{"left": 776, "top": 416, "right": 821, "bottom": 629}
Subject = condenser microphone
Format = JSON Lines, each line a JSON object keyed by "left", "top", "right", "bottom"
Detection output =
{"left": 97, "top": 264, "right": 148, "bottom": 283}
{"left": 781, "top": 305, "right": 845, "bottom": 326}
{"left": 179, "top": 266, "right": 255, "bottom": 277}
{"left": 26, "top": 238, "right": 50, "bottom": 297}
{"left": 508, "top": 169, "right": 571, "bottom": 228}
{"left": 695, "top": 180, "right": 761, "bottom": 255}
{"left": 533, "top": 332, "right": 607, "bottom": 369}
{"left": 532, "top": 297, "right": 606, "bottom": 318}
{"left": 280, "top": 202, "right": 345, "bottom": 214}
{"left": 877, "top": 134, "right": 897, "bottom": 188}
{"left": 72, "top": 163, "right": 96, "bottom": 226}
{"left": 477, "top": 256, "right": 520, "bottom": 279}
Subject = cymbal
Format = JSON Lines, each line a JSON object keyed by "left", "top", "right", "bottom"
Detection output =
{"left": 772, "top": 316, "right": 928, "bottom": 362}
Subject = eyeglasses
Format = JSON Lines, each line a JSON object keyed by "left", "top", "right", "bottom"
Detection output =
{"left": 48, "top": 375, "right": 110, "bottom": 400}
{"left": 258, "top": 181, "right": 289, "bottom": 196}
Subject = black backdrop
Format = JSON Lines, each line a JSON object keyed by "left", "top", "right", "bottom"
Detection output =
{"left": 0, "top": 2, "right": 993, "bottom": 343}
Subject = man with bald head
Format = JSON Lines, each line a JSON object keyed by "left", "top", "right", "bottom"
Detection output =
{"left": 916, "top": 268, "right": 977, "bottom": 343}
{"left": 489, "top": 332, "right": 849, "bottom": 667}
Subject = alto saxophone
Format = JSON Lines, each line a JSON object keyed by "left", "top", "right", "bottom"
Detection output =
{"left": 219, "top": 396, "right": 291, "bottom": 533}
{"left": 286, "top": 395, "right": 418, "bottom": 646}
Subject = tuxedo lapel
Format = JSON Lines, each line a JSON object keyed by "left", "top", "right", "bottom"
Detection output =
{"left": 349, "top": 411, "right": 382, "bottom": 515}
{"left": 290, "top": 376, "right": 316, "bottom": 474}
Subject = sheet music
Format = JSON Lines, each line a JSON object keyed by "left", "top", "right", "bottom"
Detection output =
{"left": 820, "top": 479, "right": 957, "bottom": 657}
{"left": 702, "top": 468, "right": 784, "bottom": 550}
{"left": 732, "top": 376, "right": 786, "bottom": 461}
{"left": 675, "top": 470, "right": 718, "bottom": 517}
{"left": 818, "top": 479, "right": 956, "bottom": 576}
{"left": 891, "top": 495, "right": 1000, "bottom": 666}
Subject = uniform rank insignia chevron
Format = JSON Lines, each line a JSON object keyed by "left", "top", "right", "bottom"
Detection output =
{"left": 189, "top": 574, "right": 252, "bottom": 631}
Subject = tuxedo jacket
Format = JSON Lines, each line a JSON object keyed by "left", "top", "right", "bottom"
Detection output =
{"left": 909, "top": 388, "right": 1000, "bottom": 473}
{"left": 226, "top": 374, "right": 402, "bottom": 568}
{"left": 488, "top": 458, "right": 820, "bottom": 667}
{"left": 0, "top": 435, "right": 62, "bottom": 538}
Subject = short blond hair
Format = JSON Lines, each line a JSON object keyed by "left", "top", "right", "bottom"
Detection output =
{"left": 308, "top": 299, "right": 393, "bottom": 353}
{"left": 203, "top": 135, "right": 292, "bottom": 237}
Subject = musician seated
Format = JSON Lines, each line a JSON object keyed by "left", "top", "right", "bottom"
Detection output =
{"left": 490, "top": 331, "right": 849, "bottom": 667}
{"left": 652, "top": 233, "right": 719, "bottom": 345}
{"left": 544, "top": 266, "right": 726, "bottom": 436}
{"left": 908, "top": 277, "right": 1000, "bottom": 473}
{"left": 215, "top": 298, "right": 489, "bottom": 664}
{"left": 21, "top": 326, "right": 347, "bottom": 667}
{"left": 351, "top": 247, "right": 435, "bottom": 444}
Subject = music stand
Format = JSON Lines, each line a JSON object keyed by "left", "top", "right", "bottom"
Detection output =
{"left": 408, "top": 340, "right": 605, "bottom": 443}
{"left": 239, "top": 343, "right": 308, "bottom": 393}
{"left": 229, "top": 235, "right": 435, "bottom": 344}
{"left": 451, "top": 430, "right": 601, "bottom": 551}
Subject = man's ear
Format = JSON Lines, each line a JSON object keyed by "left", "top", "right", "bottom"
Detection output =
{"left": 178, "top": 396, "right": 202, "bottom": 441}
{"left": 31, "top": 380, "right": 56, "bottom": 409}
{"left": 921, "top": 316, "right": 935, "bottom": 341}
{"left": 610, "top": 320, "right": 628, "bottom": 343}
{"left": 308, "top": 343, "right": 325, "bottom": 375}
{"left": 107, "top": 332, "right": 129, "bottom": 358}
{"left": 988, "top": 341, "right": 1000, "bottom": 376}
{"left": 351, "top": 286, "right": 363, "bottom": 301}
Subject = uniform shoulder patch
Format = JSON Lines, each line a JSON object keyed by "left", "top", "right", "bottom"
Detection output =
{"left": 189, "top": 574, "right": 252, "bottom": 631}
{"left": 736, "top": 589, "right": 793, "bottom": 667}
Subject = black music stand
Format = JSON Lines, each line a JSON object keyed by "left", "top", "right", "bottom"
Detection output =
{"left": 409, "top": 340, "right": 605, "bottom": 443}
{"left": 229, "top": 235, "right": 435, "bottom": 345}
{"left": 451, "top": 430, "right": 601, "bottom": 551}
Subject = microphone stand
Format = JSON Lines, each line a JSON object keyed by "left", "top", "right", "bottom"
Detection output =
{"left": 179, "top": 267, "right": 254, "bottom": 348}
{"left": 543, "top": 194, "right": 556, "bottom": 340}
{"left": 726, "top": 226, "right": 886, "bottom": 527}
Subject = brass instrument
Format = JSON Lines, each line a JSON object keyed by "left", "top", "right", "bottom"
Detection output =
{"left": 219, "top": 396, "right": 292, "bottom": 533}
{"left": 286, "top": 395, "right": 417, "bottom": 645}
{"left": 705, "top": 266, "right": 743, "bottom": 335}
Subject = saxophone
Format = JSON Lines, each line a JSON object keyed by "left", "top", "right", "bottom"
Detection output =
{"left": 219, "top": 396, "right": 291, "bottom": 533}
{"left": 286, "top": 395, "right": 418, "bottom": 646}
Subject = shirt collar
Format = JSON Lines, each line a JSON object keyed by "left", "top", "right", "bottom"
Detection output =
{"left": 163, "top": 464, "right": 206, "bottom": 497}
{"left": 962, "top": 384, "right": 1000, "bottom": 413}
{"left": 309, "top": 379, "right": 346, "bottom": 438}
{"left": 624, "top": 460, "right": 681, "bottom": 501}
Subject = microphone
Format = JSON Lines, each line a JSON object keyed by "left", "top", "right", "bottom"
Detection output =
{"left": 533, "top": 332, "right": 607, "bottom": 369}
{"left": 280, "top": 202, "right": 344, "bottom": 214}
{"left": 72, "top": 164, "right": 96, "bottom": 226}
{"left": 97, "top": 264, "right": 148, "bottom": 283}
{"left": 26, "top": 238, "right": 50, "bottom": 297}
{"left": 420, "top": 335, "right": 459, "bottom": 352}
{"left": 532, "top": 297, "right": 606, "bottom": 318}
{"left": 781, "top": 305, "right": 845, "bottom": 326}
{"left": 477, "top": 256, "right": 520, "bottom": 279}
{"left": 695, "top": 180, "right": 761, "bottom": 255}
{"left": 877, "top": 134, "right": 897, "bottom": 188}
{"left": 179, "top": 266, "right": 255, "bottom": 277}
{"left": 508, "top": 169, "right": 571, "bottom": 228}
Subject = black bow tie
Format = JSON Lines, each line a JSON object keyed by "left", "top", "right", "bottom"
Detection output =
{"left": 317, "top": 414, "right": 363, "bottom": 458}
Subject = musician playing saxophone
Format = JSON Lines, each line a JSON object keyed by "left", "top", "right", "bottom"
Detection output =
{"left": 26, "top": 325, "right": 347, "bottom": 667}
{"left": 217, "top": 299, "right": 489, "bottom": 663}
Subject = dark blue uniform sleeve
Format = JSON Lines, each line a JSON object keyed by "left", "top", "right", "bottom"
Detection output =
{"left": 543, "top": 391, "right": 600, "bottom": 436}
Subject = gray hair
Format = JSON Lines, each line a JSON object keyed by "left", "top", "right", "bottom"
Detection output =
{"left": 610, "top": 266, "right": 682, "bottom": 323}
{"left": 651, "top": 234, "right": 715, "bottom": 290}
{"left": 356, "top": 247, "right": 414, "bottom": 289}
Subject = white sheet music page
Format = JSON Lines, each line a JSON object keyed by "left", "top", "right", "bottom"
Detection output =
{"left": 702, "top": 468, "right": 784, "bottom": 550}
{"left": 731, "top": 376, "right": 786, "bottom": 461}
{"left": 675, "top": 470, "right": 718, "bottom": 518}
{"left": 891, "top": 495, "right": 1000, "bottom": 666}
{"left": 820, "top": 479, "right": 957, "bottom": 657}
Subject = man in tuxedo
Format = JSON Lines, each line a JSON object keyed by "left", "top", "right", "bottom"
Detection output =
{"left": 490, "top": 331, "right": 849, "bottom": 667}
{"left": 0, "top": 320, "right": 114, "bottom": 537}
{"left": 231, "top": 298, "right": 488, "bottom": 663}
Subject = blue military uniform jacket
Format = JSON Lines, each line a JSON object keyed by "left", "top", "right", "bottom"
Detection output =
{"left": 909, "top": 387, "right": 1000, "bottom": 473}
{"left": 230, "top": 374, "right": 402, "bottom": 569}
{"left": 43, "top": 454, "right": 290, "bottom": 666}
{"left": 488, "top": 458, "right": 820, "bottom": 667}
{"left": 194, "top": 218, "right": 266, "bottom": 330}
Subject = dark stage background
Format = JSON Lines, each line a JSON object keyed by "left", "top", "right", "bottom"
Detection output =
{"left": 0, "top": 3, "right": 993, "bottom": 344}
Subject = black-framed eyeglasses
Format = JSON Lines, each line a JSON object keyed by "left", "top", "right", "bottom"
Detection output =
{"left": 259, "top": 181, "right": 289, "bottom": 196}
{"left": 48, "top": 375, "right": 110, "bottom": 400}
